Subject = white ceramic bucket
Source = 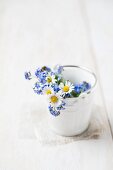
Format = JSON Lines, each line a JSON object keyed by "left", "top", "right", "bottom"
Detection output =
{"left": 47, "top": 65, "right": 97, "bottom": 136}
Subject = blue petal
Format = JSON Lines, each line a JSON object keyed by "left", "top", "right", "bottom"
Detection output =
{"left": 48, "top": 105, "right": 60, "bottom": 116}
{"left": 54, "top": 65, "right": 63, "bottom": 74}
{"left": 24, "top": 72, "right": 32, "bottom": 80}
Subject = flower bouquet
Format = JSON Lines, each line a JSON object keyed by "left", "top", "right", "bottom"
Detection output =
{"left": 25, "top": 65, "right": 97, "bottom": 136}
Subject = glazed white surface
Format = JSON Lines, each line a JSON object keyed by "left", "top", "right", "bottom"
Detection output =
{"left": 0, "top": 0, "right": 113, "bottom": 169}
{"left": 48, "top": 66, "right": 95, "bottom": 136}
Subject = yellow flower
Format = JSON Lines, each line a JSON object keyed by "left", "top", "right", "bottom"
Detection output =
{"left": 48, "top": 93, "right": 62, "bottom": 107}
{"left": 50, "top": 95, "right": 58, "bottom": 103}
{"left": 59, "top": 81, "right": 74, "bottom": 94}
{"left": 63, "top": 86, "right": 69, "bottom": 92}
{"left": 43, "top": 86, "right": 54, "bottom": 95}
{"left": 46, "top": 76, "right": 52, "bottom": 83}
{"left": 46, "top": 74, "right": 56, "bottom": 84}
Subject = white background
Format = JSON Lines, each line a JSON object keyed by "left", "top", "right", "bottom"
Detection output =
{"left": 0, "top": 0, "right": 113, "bottom": 169}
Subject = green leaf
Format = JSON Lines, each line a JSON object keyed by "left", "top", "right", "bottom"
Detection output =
{"left": 70, "top": 91, "right": 81, "bottom": 97}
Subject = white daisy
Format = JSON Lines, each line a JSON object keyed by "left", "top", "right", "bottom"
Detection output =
{"left": 46, "top": 73, "right": 57, "bottom": 84}
{"left": 43, "top": 86, "right": 54, "bottom": 95}
{"left": 48, "top": 93, "right": 63, "bottom": 107}
{"left": 59, "top": 81, "right": 74, "bottom": 94}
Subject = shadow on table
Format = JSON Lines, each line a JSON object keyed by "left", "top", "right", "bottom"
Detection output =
{"left": 18, "top": 104, "right": 108, "bottom": 145}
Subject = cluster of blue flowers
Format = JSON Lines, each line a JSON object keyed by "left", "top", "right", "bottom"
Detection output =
{"left": 24, "top": 65, "right": 91, "bottom": 116}
{"left": 74, "top": 81, "right": 91, "bottom": 94}
{"left": 24, "top": 71, "right": 32, "bottom": 80}
{"left": 48, "top": 101, "right": 66, "bottom": 116}
{"left": 48, "top": 105, "right": 60, "bottom": 116}
{"left": 25, "top": 65, "right": 63, "bottom": 94}
{"left": 35, "top": 66, "right": 51, "bottom": 84}
{"left": 33, "top": 82, "right": 43, "bottom": 95}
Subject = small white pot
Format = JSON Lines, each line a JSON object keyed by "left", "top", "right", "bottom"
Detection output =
{"left": 47, "top": 65, "right": 97, "bottom": 136}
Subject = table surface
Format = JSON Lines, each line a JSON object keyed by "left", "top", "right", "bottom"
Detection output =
{"left": 0, "top": 0, "right": 113, "bottom": 170}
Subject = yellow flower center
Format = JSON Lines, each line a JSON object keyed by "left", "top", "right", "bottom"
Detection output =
{"left": 50, "top": 95, "right": 58, "bottom": 103}
{"left": 63, "top": 85, "right": 69, "bottom": 92}
{"left": 47, "top": 76, "right": 52, "bottom": 83}
{"left": 46, "top": 89, "right": 52, "bottom": 95}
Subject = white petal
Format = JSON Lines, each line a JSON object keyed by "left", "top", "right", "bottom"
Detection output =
{"left": 59, "top": 82, "right": 64, "bottom": 88}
